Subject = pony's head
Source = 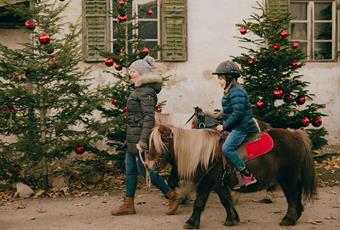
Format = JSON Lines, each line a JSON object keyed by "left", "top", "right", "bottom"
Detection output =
{"left": 148, "top": 124, "right": 222, "bottom": 179}
{"left": 146, "top": 125, "right": 173, "bottom": 171}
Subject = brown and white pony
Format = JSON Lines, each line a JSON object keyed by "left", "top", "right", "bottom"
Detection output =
{"left": 146, "top": 125, "right": 316, "bottom": 229}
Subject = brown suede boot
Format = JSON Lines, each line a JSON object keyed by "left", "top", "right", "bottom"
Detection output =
{"left": 165, "top": 190, "right": 181, "bottom": 215}
{"left": 111, "top": 197, "right": 136, "bottom": 216}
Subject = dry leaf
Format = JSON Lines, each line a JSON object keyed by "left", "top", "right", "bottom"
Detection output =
{"left": 36, "top": 208, "right": 47, "bottom": 213}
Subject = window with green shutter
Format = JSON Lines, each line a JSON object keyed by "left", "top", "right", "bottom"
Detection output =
{"left": 83, "top": 0, "right": 187, "bottom": 62}
{"left": 161, "top": 0, "right": 187, "bottom": 61}
{"left": 83, "top": 0, "right": 110, "bottom": 62}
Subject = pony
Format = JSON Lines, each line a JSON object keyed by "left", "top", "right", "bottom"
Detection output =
{"left": 146, "top": 124, "right": 316, "bottom": 229}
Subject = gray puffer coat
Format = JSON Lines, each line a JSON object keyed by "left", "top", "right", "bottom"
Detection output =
{"left": 126, "top": 75, "right": 163, "bottom": 153}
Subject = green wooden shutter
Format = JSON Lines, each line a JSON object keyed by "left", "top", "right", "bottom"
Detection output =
{"left": 266, "top": 0, "right": 289, "bottom": 15}
{"left": 83, "top": 0, "right": 109, "bottom": 62}
{"left": 161, "top": 0, "right": 187, "bottom": 62}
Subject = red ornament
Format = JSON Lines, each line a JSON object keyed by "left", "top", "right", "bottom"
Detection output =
{"left": 291, "top": 42, "right": 299, "bottom": 49}
{"left": 248, "top": 59, "right": 254, "bottom": 65}
{"left": 75, "top": 145, "right": 85, "bottom": 155}
{"left": 111, "top": 98, "right": 119, "bottom": 104}
{"left": 118, "top": 0, "right": 125, "bottom": 6}
{"left": 122, "top": 107, "right": 128, "bottom": 113}
{"left": 240, "top": 27, "right": 247, "bottom": 35}
{"left": 38, "top": 33, "right": 51, "bottom": 45}
{"left": 140, "top": 47, "right": 149, "bottom": 56}
{"left": 25, "top": 20, "right": 36, "bottom": 30}
{"left": 280, "top": 30, "right": 288, "bottom": 38}
{"left": 291, "top": 60, "right": 300, "bottom": 68}
{"left": 117, "top": 15, "right": 128, "bottom": 22}
{"left": 146, "top": 9, "right": 153, "bottom": 16}
{"left": 8, "top": 106, "right": 16, "bottom": 113}
{"left": 114, "top": 63, "right": 123, "bottom": 71}
{"left": 256, "top": 101, "right": 264, "bottom": 109}
{"left": 301, "top": 117, "right": 310, "bottom": 127}
{"left": 155, "top": 106, "right": 162, "bottom": 113}
{"left": 283, "top": 94, "right": 295, "bottom": 104}
{"left": 296, "top": 96, "right": 306, "bottom": 105}
{"left": 104, "top": 58, "right": 114, "bottom": 67}
{"left": 273, "top": 44, "right": 280, "bottom": 50}
{"left": 273, "top": 89, "right": 284, "bottom": 99}
{"left": 312, "top": 117, "right": 322, "bottom": 127}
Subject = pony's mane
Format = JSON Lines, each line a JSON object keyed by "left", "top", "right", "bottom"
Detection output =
{"left": 150, "top": 125, "right": 221, "bottom": 179}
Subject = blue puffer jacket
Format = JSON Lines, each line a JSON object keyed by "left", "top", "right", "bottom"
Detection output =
{"left": 221, "top": 85, "right": 258, "bottom": 133}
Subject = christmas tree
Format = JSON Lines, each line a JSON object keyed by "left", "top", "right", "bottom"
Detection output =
{"left": 99, "top": 0, "right": 165, "bottom": 170}
{"left": 0, "top": 1, "right": 106, "bottom": 189}
{"left": 233, "top": 4, "right": 327, "bottom": 149}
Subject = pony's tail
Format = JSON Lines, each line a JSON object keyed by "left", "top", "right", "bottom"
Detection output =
{"left": 297, "top": 130, "right": 317, "bottom": 200}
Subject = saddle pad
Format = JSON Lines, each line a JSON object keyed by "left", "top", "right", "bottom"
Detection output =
{"left": 245, "top": 132, "right": 274, "bottom": 160}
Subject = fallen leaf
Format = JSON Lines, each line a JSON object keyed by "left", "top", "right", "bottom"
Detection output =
{"left": 34, "top": 190, "right": 45, "bottom": 198}
{"left": 36, "top": 208, "right": 47, "bottom": 213}
{"left": 17, "top": 203, "right": 27, "bottom": 209}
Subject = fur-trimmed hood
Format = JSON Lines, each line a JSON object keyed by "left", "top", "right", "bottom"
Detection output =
{"left": 133, "top": 75, "right": 163, "bottom": 93}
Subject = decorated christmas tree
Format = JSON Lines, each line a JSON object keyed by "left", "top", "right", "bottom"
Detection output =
{"left": 99, "top": 0, "right": 165, "bottom": 170}
{"left": 233, "top": 4, "right": 327, "bottom": 149}
{"left": 0, "top": 1, "right": 106, "bottom": 189}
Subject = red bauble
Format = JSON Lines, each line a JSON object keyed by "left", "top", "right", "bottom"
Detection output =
{"left": 296, "top": 96, "right": 306, "bottom": 105}
{"left": 104, "top": 58, "right": 114, "bottom": 67}
{"left": 122, "top": 107, "right": 128, "bottom": 113}
{"left": 155, "top": 106, "right": 162, "bottom": 113}
{"left": 111, "top": 98, "right": 119, "bottom": 104}
{"left": 38, "top": 33, "right": 51, "bottom": 45}
{"left": 301, "top": 117, "right": 310, "bottom": 127}
{"left": 248, "top": 59, "right": 254, "bottom": 65}
{"left": 140, "top": 47, "right": 149, "bottom": 56}
{"left": 280, "top": 30, "right": 288, "bottom": 38}
{"left": 273, "top": 89, "right": 284, "bottom": 99}
{"left": 240, "top": 27, "right": 247, "bottom": 35}
{"left": 75, "top": 145, "right": 85, "bottom": 155}
{"left": 312, "top": 117, "right": 322, "bottom": 127}
{"left": 273, "top": 44, "right": 280, "bottom": 50}
{"left": 283, "top": 94, "right": 295, "bottom": 104}
{"left": 291, "top": 42, "right": 299, "bottom": 49}
{"left": 8, "top": 106, "right": 16, "bottom": 113}
{"left": 291, "top": 60, "right": 300, "bottom": 68}
{"left": 118, "top": 0, "right": 125, "bottom": 6}
{"left": 256, "top": 101, "right": 264, "bottom": 108}
{"left": 117, "top": 15, "right": 128, "bottom": 22}
{"left": 25, "top": 20, "right": 36, "bottom": 30}
{"left": 114, "top": 63, "right": 123, "bottom": 71}
{"left": 146, "top": 9, "right": 153, "bottom": 16}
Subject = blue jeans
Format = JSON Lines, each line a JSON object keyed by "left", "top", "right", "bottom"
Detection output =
{"left": 222, "top": 130, "right": 248, "bottom": 170}
{"left": 125, "top": 151, "right": 170, "bottom": 198}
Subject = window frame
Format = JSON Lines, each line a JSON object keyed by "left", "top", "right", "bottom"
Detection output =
{"left": 110, "top": 0, "right": 161, "bottom": 60}
{"left": 290, "top": 0, "right": 337, "bottom": 62}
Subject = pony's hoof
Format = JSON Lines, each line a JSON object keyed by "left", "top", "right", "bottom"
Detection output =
{"left": 280, "top": 217, "right": 296, "bottom": 226}
{"left": 183, "top": 221, "right": 199, "bottom": 229}
{"left": 224, "top": 220, "right": 238, "bottom": 226}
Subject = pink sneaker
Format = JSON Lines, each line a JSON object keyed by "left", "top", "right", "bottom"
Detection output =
{"left": 233, "top": 174, "right": 257, "bottom": 190}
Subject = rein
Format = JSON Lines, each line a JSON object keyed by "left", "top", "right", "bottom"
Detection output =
{"left": 137, "top": 146, "right": 151, "bottom": 189}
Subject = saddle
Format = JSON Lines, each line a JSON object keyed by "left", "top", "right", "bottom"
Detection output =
{"left": 220, "top": 131, "right": 274, "bottom": 162}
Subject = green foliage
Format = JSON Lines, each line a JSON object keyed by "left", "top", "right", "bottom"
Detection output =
{"left": 0, "top": 1, "right": 107, "bottom": 184}
{"left": 233, "top": 3, "right": 328, "bottom": 148}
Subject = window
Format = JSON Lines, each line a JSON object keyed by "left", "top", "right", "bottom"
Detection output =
{"left": 290, "top": 1, "right": 336, "bottom": 61}
{"left": 83, "top": 0, "right": 187, "bottom": 62}
{"left": 111, "top": 0, "right": 160, "bottom": 59}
